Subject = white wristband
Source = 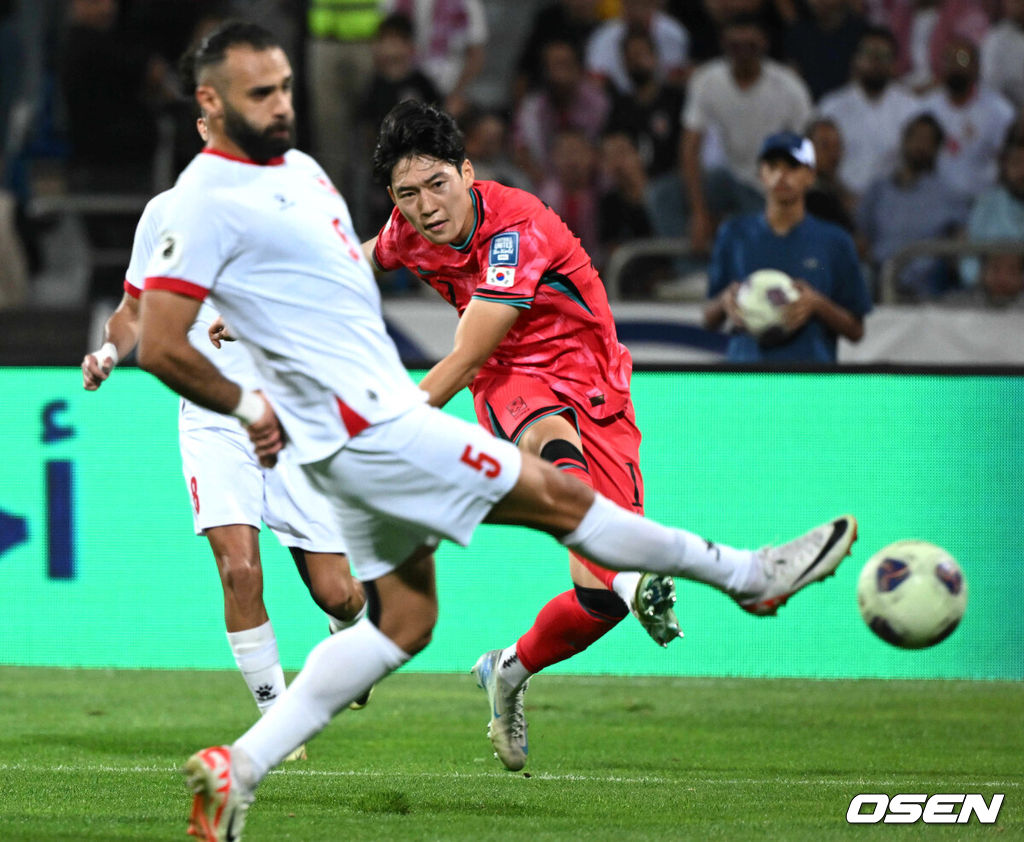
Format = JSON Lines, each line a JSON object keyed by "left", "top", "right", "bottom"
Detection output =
{"left": 94, "top": 342, "right": 119, "bottom": 368}
{"left": 231, "top": 390, "right": 265, "bottom": 427}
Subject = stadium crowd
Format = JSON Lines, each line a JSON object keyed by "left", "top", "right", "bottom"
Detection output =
{"left": 1, "top": 0, "right": 1023, "bottom": 312}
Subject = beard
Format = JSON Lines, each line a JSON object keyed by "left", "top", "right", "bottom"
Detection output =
{"left": 628, "top": 67, "right": 654, "bottom": 88}
{"left": 944, "top": 72, "right": 974, "bottom": 98}
{"left": 223, "top": 101, "right": 295, "bottom": 163}
{"left": 860, "top": 73, "right": 888, "bottom": 95}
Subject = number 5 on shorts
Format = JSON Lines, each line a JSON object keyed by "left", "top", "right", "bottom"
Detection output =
{"left": 460, "top": 444, "right": 501, "bottom": 478}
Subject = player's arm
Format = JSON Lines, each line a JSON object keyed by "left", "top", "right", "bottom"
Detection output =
{"left": 418, "top": 298, "right": 521, "bottom": 408}
{"left": 82, "top": 292, "right": 141, "bottom": 390}
{"left": 786, "top": 281, "right": 864, "bottom": 342}
{"left": 137, "top": 290, "right": 283, "bottom": 462}
{"left": 361, "top": 235, "right": 379, "bottom": 267}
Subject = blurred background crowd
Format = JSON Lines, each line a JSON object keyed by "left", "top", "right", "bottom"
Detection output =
{"left": 1, "top": 0, "right": 1023, "bottom": 357}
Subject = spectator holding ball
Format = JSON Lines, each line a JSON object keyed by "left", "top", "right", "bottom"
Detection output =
{"left": 703, "top": 131, "right": 873, "bottom": 363}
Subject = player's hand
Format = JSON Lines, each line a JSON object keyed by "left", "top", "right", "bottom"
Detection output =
{"left": 81, "top": 347, "right": 116, "bottom": 390}
{"left": 722, "top": 282, "right": 746, "bottom": 329}
{"left": 783, "top": 280, "right": 819, "bottom": 332}
{"left": 245, "top": 392, "right": 285, "bottom": 467}
{"left": 209, "top": 316, "right": 236, "bottom": 349}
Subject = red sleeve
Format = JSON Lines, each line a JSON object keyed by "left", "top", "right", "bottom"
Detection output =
{"left": 123, "top": 279, "right": 141, "bottom": 299}
{"left": 372, "top": 209, "right": 406, "bottom": 272}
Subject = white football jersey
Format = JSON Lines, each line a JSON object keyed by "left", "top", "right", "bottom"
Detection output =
{"left": 144, "top": 148, "right": 426, "bottom": 463}
{"left": 126, "top": 188, "right": 262, "bottom": 431}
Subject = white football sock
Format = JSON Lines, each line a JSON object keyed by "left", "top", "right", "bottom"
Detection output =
{"left": 561, "top": 493, "right": 762, "bottom": 596}
{"left": 611, "top": 571, "right": 643, "bottom": 611}
{"left": 495, "top": 644, "right": 531, "bottom": 689}
{"left": 328, "top": 599, "right": 368, "bottom": 634}
{"left": 233, "top": 617, "right": 408, "bottom": 786}
{"left": 226, "top": 621, "right": 286, "bottom": 715}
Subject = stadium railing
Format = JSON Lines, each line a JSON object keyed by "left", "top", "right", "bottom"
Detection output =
{"left": 878, "top": 238, "right": 1024, "bottom": 303}
{"left": 26, "top": 193, "right": 151, "bottom": 274}
{"left": 602, "top": 236, "right": 697, "bottom": 301}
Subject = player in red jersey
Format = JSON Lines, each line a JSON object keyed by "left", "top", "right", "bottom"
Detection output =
{"left": 364, "top": 100, "right": 683, "bottom": 771}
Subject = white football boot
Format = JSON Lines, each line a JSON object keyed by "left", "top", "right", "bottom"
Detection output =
{"left": 471, "top": 649, "right": 529, "bottom": 771}
{"left": 738, "top": 515, "right": 858, "bottom": 616}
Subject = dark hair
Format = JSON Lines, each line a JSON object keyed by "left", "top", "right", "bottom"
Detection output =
{"left": 858, "top": 24, "right": 898, "bottom": 53}
{"left": 179, "top": 21, "right": 280, "bottom": 92}
{"left": 541, "top": 37, "right": 584, "bottom": 67}
{"left": 376, "top": 12, "right": 415, "bottom": 41}
{"left": 904, "top": 112, "right": 945, "bottom": 147}
{"left": 721, "top": 12, "right": 767, "bottom": 34}
{"left": 371, "top": 100, "right": 465, "bottom": 186}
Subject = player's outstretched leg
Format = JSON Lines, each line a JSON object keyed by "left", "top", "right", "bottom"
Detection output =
{"left": 631, "top": 572, "right": 683, "bottom": 646}
{"left": 471, "top": 649, "right": 529, "bottom": 771}
{"left": 736, "top": 515, "right": 858, "bottom": 616}
{"left": 183, "top": 745, "right": 253, "bottom": 842}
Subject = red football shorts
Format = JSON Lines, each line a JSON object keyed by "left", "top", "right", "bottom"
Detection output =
{"left": 472, "top": 371, "right": 644, "bottom": 514}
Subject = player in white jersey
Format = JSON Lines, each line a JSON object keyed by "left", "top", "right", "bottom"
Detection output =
{"left": 81, "top": 127, "right": 369, "bottom": 760}
{"left": 133, "top": 23, "right": 857, "bottom": 841}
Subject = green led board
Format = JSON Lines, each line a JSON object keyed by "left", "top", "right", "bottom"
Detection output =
{"left": 1, "top": 368, "right": 1020, "bottom": 679}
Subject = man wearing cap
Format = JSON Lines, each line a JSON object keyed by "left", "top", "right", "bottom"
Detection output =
{"left": 703, "top": 131, "right": 873, "bottom": 363}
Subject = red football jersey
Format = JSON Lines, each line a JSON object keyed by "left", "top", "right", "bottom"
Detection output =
{"left": 373, "top": 180, "right": 632, "bottom": 418}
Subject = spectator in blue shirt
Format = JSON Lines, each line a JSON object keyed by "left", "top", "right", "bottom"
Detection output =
{"left": 857, "top": 112, "right": 968, "bottom": 299}
{"left": 704, "top": 131, "right": 873, "bottom": 363}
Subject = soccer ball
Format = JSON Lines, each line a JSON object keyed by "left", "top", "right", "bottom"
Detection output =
{"left": 857, "top": 540, "right": 967, "bottom": 649}
{"left": 735, "top": 269, "right": 800, "bottom": 344}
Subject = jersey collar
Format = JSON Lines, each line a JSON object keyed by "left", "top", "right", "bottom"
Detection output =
{"left": 202, "top": 148, "right": 286, "bottom": 167}
{"left": 449, "top": 187, "right": 483, "bottom": 253}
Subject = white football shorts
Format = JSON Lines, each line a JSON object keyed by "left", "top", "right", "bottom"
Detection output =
{"left": 302, "top": 402, "right": 522, "bottom": 581}
{"left": 178, "top": 401, "right": 346, "bottom": 553}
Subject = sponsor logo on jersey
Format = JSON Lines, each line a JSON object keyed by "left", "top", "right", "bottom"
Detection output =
{"left": 486, "top": 266, "right": 515, "bottom": 287}
{"left": 489, "top": 232, "right": 520, "bottom": 266}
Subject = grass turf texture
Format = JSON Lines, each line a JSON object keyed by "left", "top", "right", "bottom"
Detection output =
{"left": 0, "top": 668, "right": 1020, "bottom": 841}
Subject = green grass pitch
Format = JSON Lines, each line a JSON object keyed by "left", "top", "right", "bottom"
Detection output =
{"left": 1, "top": 667, "right": 1020, "bottom": 841}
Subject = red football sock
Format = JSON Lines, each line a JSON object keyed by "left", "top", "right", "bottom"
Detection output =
{"left": 515, "top": 589, "right": 624, "bottom": 674}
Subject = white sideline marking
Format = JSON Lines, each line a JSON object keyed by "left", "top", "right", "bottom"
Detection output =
{"left": 0, "top": 763, "right": 1019, "bottom": 789}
